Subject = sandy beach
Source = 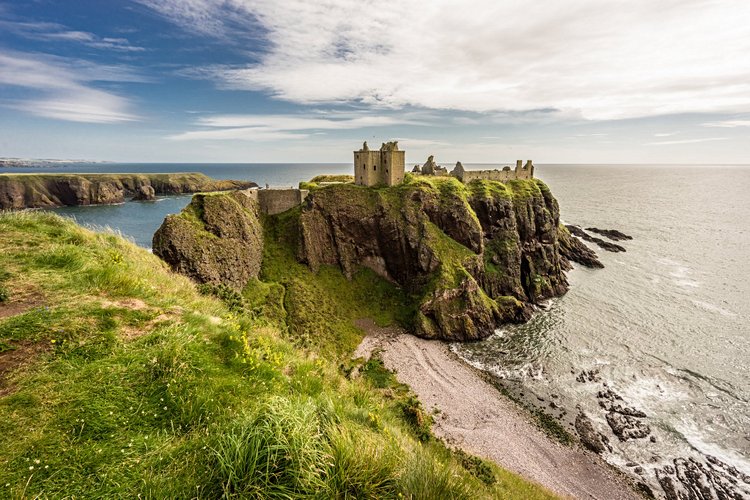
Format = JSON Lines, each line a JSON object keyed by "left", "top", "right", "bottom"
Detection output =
{"left": 354, "top": 320, "right": 639, "bottom": 500}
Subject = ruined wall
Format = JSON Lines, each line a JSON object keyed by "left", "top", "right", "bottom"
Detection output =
{"left": 384, "top": 150, "right": 405, "bottom": 186}
{"left": 245, "top": 188, "right": 309, "bottom": 215}
{"left": 516, "top": 160, "right": 534, "bottom": 179}
{"left": 451, "top": 160, "right": 534, "bottom": 183}
{"left": 460, "top": 168, "right": 515, "bottom": 183}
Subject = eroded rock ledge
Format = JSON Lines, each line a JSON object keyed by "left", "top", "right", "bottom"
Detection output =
{"left": 0, "top": 173, "right": 255, "bottom": 209}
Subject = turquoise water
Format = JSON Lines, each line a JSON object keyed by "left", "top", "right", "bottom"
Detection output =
{"left": 5, "top": 162, "right": 749, "bottom": 487}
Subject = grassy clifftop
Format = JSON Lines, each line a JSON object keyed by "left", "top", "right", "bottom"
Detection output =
{"left": 0, "top": 211, "right": 556, "bottom": 499}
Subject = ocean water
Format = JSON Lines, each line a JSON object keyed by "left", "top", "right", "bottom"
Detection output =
{"left": 452, "top": 164, "right": 750, "bottom": 484}
{"left": 4, "top": 162, "right": 749, "bottom": 486}
{"left": 2, "top": 163, "right": 350, "bottom": 247}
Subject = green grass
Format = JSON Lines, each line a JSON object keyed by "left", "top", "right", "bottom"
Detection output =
{"left": 261, "top": 208, "right": 415, "bottom": 357}
{"left": 0, "top": 211, "right": 558, "bottom": 499}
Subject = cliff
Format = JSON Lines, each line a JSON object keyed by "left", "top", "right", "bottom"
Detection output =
{"left": 298, "top": 176, "right": 574, "bottom": 341}
{"left": 153, "top": 175, "right": 598, "bottom": 342}
{"left": 0, "top": 173, "right": 256, "bottom": 209}
{"left": 153, "top": 190, "right": 264, "bottom": 289}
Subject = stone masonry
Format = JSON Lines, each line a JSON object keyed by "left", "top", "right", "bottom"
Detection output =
{"left": 246, "top": 188, "right": 310, "bottom": 215}
{"left": 354, "top": 141, "right": 406, "bottom": 187}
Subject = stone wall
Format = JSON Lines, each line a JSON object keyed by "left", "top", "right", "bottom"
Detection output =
{"left": 460, "top": 167, "right": 516, "bottom": 183}
{"left": 245, "top": 188, "right": 309, "bottom": 215}
{"left": 448, "top": 160, "right": 534, "bottom": 183}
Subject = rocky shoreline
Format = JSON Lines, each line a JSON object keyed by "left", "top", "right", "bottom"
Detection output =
{"left": 354, "top": 320, "right": 641, "bottom": 500}
{"left": 472, "top": 337, "right": 750, "bottom": 500}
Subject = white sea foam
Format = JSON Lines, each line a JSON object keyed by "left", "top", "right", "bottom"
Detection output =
{"left": 617, "top": 376, "right": 690, "bottom": 409}
{"left": 676, "top": 420, "right": 750, "bottom": 476}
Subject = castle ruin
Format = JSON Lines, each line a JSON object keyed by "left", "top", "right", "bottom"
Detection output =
{"left": 450, "top": 159, "right": 534, "bottom": 182}
{"left": 354, "top": 141, "right": 533, "bottom": 186}
{"left": 354, "top": 141, "right": 405, "bottom": 187}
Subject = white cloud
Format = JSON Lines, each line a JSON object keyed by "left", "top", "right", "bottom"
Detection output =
{"left": 654, "top": 132, "right": 680, "bottom": 137}
{"left": 142, "top": 0, "right": 750, "bottom": 121}
{"left": 646, "top": 137, "right": 727, "bottom": 146}
{"left": 0, "top": 20, "right": 144, "bottom": 52}
{"left": 0, "top": 52, "right": 139, "bottom": 123}
{"left": 169, "top": 113, "right": 429, "bottom": 141}
{"left": 702, "top": 120, "right": 750, "bottom": 128}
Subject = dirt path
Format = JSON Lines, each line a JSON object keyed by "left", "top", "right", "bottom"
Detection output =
{"left": 354, "top": 320, "right": 639, "bottom": 500}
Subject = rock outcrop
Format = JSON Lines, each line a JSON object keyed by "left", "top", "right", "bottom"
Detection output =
{"left": 0, "top": 173, "right": 255, "bottom": 209}
{"left": 585, "top": 227, "right": 633, "bottom": 241}
{"left": 132, "top": 185, "right": 156, "bottom": 201}
{"left": 558, "top": 226, "right": 604, "bottom": 268}
{"left": 566, "top": 225, "right": 627, "bottom": 253}
{"left": 152, "top": 190, "right": 263, "bottom": 290}
{"left": 297, "top": 178, "right": 577, "bottom": 340}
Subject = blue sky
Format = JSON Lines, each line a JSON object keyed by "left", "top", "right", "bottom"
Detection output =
{"left": 0, "top": 0, "right": 749, "bottom": 164}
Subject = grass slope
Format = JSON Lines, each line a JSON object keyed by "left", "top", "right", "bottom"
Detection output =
{"left": 0, "top": 211, "right": 557, "bottom": 499}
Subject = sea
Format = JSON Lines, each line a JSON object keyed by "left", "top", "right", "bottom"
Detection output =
{"left": 4, "top": 162, "right": 749, "bottom": 487}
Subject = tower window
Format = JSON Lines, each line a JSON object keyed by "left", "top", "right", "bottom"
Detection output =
{"left": 373, "top": 165, "right": 377, "bottom": 171}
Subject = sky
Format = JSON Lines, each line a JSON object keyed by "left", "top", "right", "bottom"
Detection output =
{"left": 0, "top": 0, "right": 749, "bottom": 164}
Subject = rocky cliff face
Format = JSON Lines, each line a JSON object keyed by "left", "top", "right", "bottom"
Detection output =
{"left": 0, "top": 173, "right": 255, "bottom": 209}
{"left": 297, "top": 177, "right": 585, "bottom": 341}
{"left": 152, "top": 177, "right": 599, "bottom": 342}
{"left": 152, "top": 190, "right": 264, "bottom": 290}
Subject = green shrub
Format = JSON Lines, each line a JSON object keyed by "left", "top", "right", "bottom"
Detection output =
{"left": 198, "top": 283, "right": 245, "bottom": 313}
{"left": 399, "top": 395, "right": 433, "bottom": 442}
{"left": 453, "top": 448, "right": 497, "bottom": 485}
{"left": 0, "top": 284, "right": 9, "bottom": 303}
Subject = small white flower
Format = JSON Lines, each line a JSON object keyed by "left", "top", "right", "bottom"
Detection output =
{"left": 34, "top": 459, "right": 40, "bottom": 464}
{"left": 29, "top": 466, "right": 34, "bottom": 471}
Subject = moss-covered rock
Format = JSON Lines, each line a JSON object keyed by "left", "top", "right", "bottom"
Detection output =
{"left": 152, "top": 191, "right": 263, "bottom": 290}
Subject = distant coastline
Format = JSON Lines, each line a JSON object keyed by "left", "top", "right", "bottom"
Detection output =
{"left": 0, "top": 158, "right": 110, "bottom": 168}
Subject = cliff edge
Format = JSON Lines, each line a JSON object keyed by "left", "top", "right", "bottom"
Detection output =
{"left": 0, "top": 173, "right": 256, "bottom": 209}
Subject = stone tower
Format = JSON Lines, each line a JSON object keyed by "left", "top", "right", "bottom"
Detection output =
{"left": 515, "top": 159, "right": 534, "bottom": 179}
{"left": 354, "top": 141, "right": 405, "bottom": 187}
